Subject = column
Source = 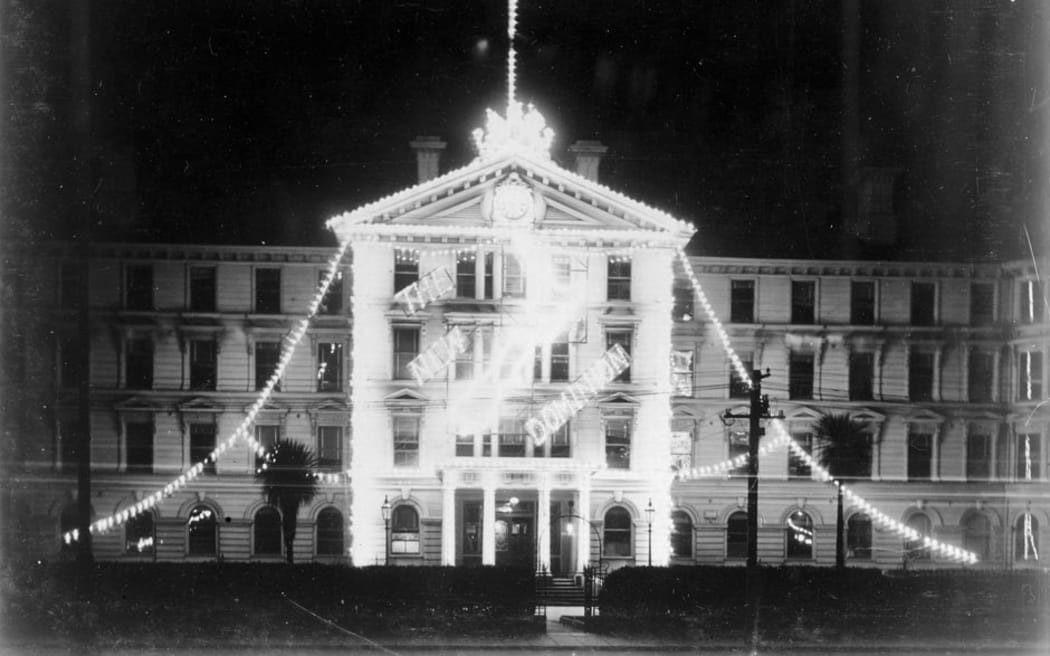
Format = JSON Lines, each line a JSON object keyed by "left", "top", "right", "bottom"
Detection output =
{"left": 932, "top": 346, "right": 943, "bottom": 402}
{"left": 441, "top": 480, "right": 456, "bottom": 566}
{"left": 536, "top": 476, "right": 551, "bottom": 574}
{"left": 482, "top": 477, "right": 496, "bottom": 566}
{"left": 991, "top": 349, "right": 1002, "bottom": 402}
{"left": 575, "top": 483, "right": 591, "bottom": 573}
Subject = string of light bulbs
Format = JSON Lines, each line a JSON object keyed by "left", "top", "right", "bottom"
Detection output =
{"left": 63, "top": 239, "right": 353, "bottom": 544}
{"left": 672, "top": 247, "right": 978, "bottom": 564}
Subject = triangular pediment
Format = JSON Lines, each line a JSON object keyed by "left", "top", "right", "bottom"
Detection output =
{"left": 598, "top": 392, "right": 641, "bottom": 406}
{"left": 114, "top": 396, "right": 165, "bottom": 412}
{"left": 307, "top": 399, "right": 349, "bottom": 413}
{"left": 328, "top": 152, "right": 694, "bottom": 245}
{"left": 177, "top": 397, "right": 223, "bottom": 413}
{"left": 784, "top": 406, "right": 825, "bottom": 422}
{"left": 384, "top": 388, "right": 428, "bottom": 403}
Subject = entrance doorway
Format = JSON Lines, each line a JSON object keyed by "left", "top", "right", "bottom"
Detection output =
{"left": 496, "top": 498, "right": 534, "bottom": 568}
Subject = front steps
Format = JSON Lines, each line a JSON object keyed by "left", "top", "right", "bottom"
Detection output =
{"left": 536, "top": 576, "right": 588, "bottom": 606}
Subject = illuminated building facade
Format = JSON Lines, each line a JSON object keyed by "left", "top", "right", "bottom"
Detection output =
{"left": 1, "top": 125, "right": 1046, "bottom": 569}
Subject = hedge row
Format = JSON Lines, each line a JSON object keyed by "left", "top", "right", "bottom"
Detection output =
{"left": 597, "top": 566, "right": 1049, "bottom": 642}
{"left": 2, "top": 562, "right": 540, "bottom": 646}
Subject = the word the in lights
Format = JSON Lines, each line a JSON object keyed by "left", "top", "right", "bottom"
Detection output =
{"left": 525, "top": 344, "right": 630, "bottom": 446}
{"left": 407, "top": 326, "right": 469, "bottom": 386}
{"left": 393, "top": 267, "right": 455, "bottom": 316}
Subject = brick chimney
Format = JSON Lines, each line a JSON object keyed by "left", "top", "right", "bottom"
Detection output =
{"left": 568, "top": 140, "right": 608, "bottom": 182}
{"left": 409, "top": 136, "right": 447, "bottom": 183}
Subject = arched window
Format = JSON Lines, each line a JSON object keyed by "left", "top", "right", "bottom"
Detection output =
{"left": 904, "top": 513, "right": 931, "bottom": 560}
{"left": 785, "top": 510, "right": 814, "bottom": 559}
{"left": 187, "top": 504, "right": 217, "bottom": 556}
{"left": 253, "top": 506, "right": 282, "bottom": 556}
{"left": 125, "top": 511, "right": 155, "bottom": 555}
{"left": 391, "top": 506, "right": 420, "bottom": 555}
{"left": 603, "top": 507, "right": 632, "bottom": 557}
{"left": 1015, "top": 514, "right": 1039, "bottom": 562}
{"left": 962, "top": 513, "right": 992, "bottom": 561}
{"left": 316, "top": 507, "right": 344, "bottom": 556}
{"left": 847, "top": 513, "right": 872, "bottom": 559}
{"left": 670, "top": 511, "right": 693, "bottom": 559}
{"left": 726, "top": 511, "right": 748, "bottom": 559}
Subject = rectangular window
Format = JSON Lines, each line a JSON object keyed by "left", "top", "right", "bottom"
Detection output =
{"left": 1016, "top": 433, "right": 1041, "bottom": 481}
{"left": 190, "top": 423, "right": 216, "bottom": 475}
{"left": 788, "top": 352, "right": 814, "bottom": 400}
{"left": 1018, "top": 351, "right": 1044, "bottom": 402}
{"left": 393, "top": 250, "right": 419, "bottom": 294}
{"left": 850, "top": 281, "right": 876, "bottom": 324}
{"left": 550, "top": 423, "right": 570, "bottom": 458}
{"left": 607, "top": 257, "right": 631, "bottom": 301}
{"left": 393, "top": 415, "right": 420, "bottom": 467}
{"left": 1019, "top": 280, "right": 1045, "bottom": 324}
{"left": 189, "top": 266, "right": 216, "bottom": 312}
{"left": 254, "top": 424, "right": 279, "bottom": 471}
{"left": 317, "top": 342, "right": 344, "bottom": 392}
{"left": 498, "top": 418, "right": 526, "bottom": 457}
{"left": 970, "top": 282, "right": 995, "bottom": 326}
{"left": 317, "top": 426, "right": 342, "bottom": 471}
{"left": 255, "top": 341, "right": 281, "bottom": 391}
{"left": 730, "top": 280, "right": 755, "bottom": 323}
{"left": 125, "top": 421, "right": 153, "bottom": 474}
{"left": 788, "top": 432, "right": 812, "bottom": 478}
{"left": 454, "top": 330, "right": 475, "bottom": 380}
{"left": 319, "top": 271, "right": 343, "bottom": 315}
{"left": 968, "top": 351, "right": 995, "bottom": 402}
{"left": 910, "top": 282, "right": 936, "bottom": 326}
{"left": 456, "top": 252, "right": 476, "bottom": 298}
{"left": 125, "top": 264, "right": 153, "bottom": 310}
{"left": 483, "top": 252, "right": 494, "bottom": 299}
{"left": 671, "top": 349, "right": 693, "bottom": 397}
{"left": 790, "top": 281, "right": 816, "bottom": 324}
{"left": 848, "top": 352, "right": 874, "bottom": 401}
{"left": 533, "top": 345, "right": 543, "bottom": 382}
{"left": 909, "top": 352, "right": 934, "bottom": 402}
{"left": 729, "top": 355, "right": 753, "bottom": 399}
{"left": 672, "top": 285, "right": 693, "bottom": 322}
{"left": 456, "top": 433, "right": 474, "bottom": 457}
{"left": 125, "top": 337, "right": 154, "bottom": 390}
{"left": 605, "top": 417, "right": 631, "bottom": 469}
{"left": 907, "top": 431, "right": 932, "bottom": 480}
{"left": 605, "top": 329, "right": 632, "bottom": 383}
{"left": 552, "top": 256, "right": 572, "bottom": 290}
{"left": 392, "top": 327, "right": 420, "bottom": 380}
{"left": 549, "top": 333, "right": 570, "bottom": 382}
{"left": 670, "top": 431, "right": 692, "bottom": 472}
{"left": 728, "top": 430, "right": 749, "bottom": 476}
{"left": 189, "top": 339, "right": 217, "bottom": 390}
{"left": 60, "top": 261, "right": 80, "bottom": 309}
{"left": 255, "top": 268, "right": 281, "bottom": 314}
{"left": 966, "top": 433, "right": 992, "bottom": 481}
{"left": 503, "top": 253, "right": 525, "bottom": 297}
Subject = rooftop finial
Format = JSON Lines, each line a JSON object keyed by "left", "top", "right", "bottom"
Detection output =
{"left": 507, "top": 0, "right": 518, "bottom": 113}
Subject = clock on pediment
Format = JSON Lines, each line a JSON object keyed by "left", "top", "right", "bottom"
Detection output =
{"left": 492, "top": 173, "right": 535, "bottom": 225}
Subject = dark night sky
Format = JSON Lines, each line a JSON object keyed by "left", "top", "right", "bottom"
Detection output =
{"left": 4, "top": 1, "right": 1048, "bottom": 261}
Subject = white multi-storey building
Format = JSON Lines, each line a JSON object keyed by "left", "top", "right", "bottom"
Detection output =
{"left": 2, "top": 122, "right": 1047, "bottom": 571}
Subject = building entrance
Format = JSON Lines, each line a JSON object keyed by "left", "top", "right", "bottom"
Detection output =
{"left": 495, "top": 499, "right": 534, "bottom": 568}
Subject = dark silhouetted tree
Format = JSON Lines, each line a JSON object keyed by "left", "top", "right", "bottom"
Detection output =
{"left": 815, "top": 413, "right": 876, "bottom": 568}
{"left": 255, "top": 439, "right": 319, "bottom": 563}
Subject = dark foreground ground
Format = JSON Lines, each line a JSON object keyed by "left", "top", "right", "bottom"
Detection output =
{"left": 1, "top": 562, "right": 1047, "bottom": 654}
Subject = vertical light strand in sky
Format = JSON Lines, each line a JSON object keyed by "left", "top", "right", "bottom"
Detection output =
{"left": 507, "top": 0, "right": 518, "bottom": 111}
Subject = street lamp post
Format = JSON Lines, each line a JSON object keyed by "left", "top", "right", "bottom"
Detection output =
{"left": 645, "top": 498, "right": 655, "bottom": 567}
{"left": 381, "top": 495, "right": 391, "bottom": 566}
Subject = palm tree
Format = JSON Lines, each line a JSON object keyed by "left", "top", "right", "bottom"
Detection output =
{"left": 255, "top": 439, "right": 319, "bottom": 563}
{"left": 814, "top": 413, "right": 876, "bottom": 568}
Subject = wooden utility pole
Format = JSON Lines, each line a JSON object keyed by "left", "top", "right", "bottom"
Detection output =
{"left": 723, "top": 369, "right": 776, "bottom": 621}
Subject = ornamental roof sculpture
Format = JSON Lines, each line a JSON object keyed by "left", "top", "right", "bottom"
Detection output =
{"left": 471, "top": 101, "right": 555, "bottom": 163}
